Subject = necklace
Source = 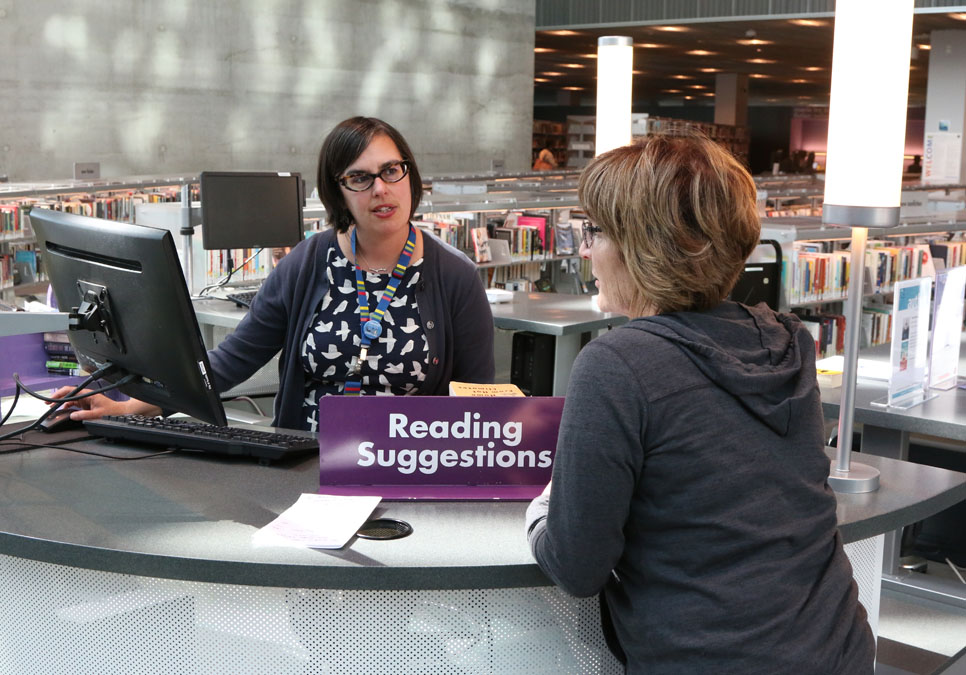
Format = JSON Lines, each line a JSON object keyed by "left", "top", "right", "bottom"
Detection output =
{"left": 355, "top": 248, "right": 390, "bottom": 274}
{"left": 343, "top": 231, "right": 391, "bottom": 273}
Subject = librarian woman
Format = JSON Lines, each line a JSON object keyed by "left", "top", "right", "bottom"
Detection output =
{"left": 51, "top": 116, "right": 495, "bottom": 432}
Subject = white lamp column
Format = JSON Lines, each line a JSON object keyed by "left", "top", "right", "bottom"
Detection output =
{"left": 823, "top": 0, "right": 915, "bottom": 493}
{"left": 595, "top": 36, "right": 633, "bottom": 156}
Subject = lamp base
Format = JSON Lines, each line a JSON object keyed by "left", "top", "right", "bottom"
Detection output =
{"left": 828, "top": 461, "right": 881, "bottom": 494}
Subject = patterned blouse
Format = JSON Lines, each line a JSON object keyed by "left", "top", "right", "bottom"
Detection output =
{"left": 300, "top": 241, "right": 429, "bottom": 431}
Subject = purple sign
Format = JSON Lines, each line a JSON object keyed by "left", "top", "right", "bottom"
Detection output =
{"left": 317, "top": 396, "right": 565, "bottom": 500}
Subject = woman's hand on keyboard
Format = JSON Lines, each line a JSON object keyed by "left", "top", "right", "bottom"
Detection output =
{"left": 47, "top": 388, "right": 161, "bottom": 422}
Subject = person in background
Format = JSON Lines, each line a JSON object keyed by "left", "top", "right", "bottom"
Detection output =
{"left": 53, "top": 117, "right": 495, "bottom": 431}
{"left": 532, "top": 147, "right": 558, "bottom": 171}
{"left": 908, "top": 154, "right": 923, "bottom": 175}
{"left": 525, "top": 133, "right": 874, "bottom": 674}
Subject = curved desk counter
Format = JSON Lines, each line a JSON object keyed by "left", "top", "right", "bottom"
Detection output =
{"left": 0, "top": 432, "right": 963, "bottom": 673}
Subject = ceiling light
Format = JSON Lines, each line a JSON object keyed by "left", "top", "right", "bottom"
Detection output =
{"left": 791, "top": 79, "right": 810, "bottom": 83}
{"left": 737, "top": 38, "right": 773, "bottom": 46}
{"left": 802, "top": 66, "right": 823, "bottom": 71}
{"left": 699, "top": 67, "right": 721, "bottom": 73}
{"left": 654, "top": 26, "right": 688, "bottom": 32}
{"left": 671, "top": 74, "right": 694, "bottom": 80}
{"left": 950, "top": 13, "right": 966, "bottom": 20}
{"left": 534, "top": 47, "right": 555, "bottom": 53}
{"left": 664, "top": 89, "right": 683, "bottom": 94}
{"left": 534, "top": 78, "right": 550, "bottom": 83}
{"left": 562, "top": 86, "right": 585, "bottom": 91}
{"left": 635, "top": 42, "right": 664, "bottom": 49}
{"left": 580, "top": 53, "right": 598, "bottom": 59}
{"left": 632, "top": 70, "right": 645, "bottom": 75}
{"left": 687, "top": 50, "right": 716, "bottom": 56}
{"left": 687, "top": 84, "right": 707, "bottom": 89}
{"left": 789, "top": 19, "right": 826, "bottom": 27}
{"left": 749, "top": 73, "right": 769, "bottom": 79}
{"left": 561, "top": 63, "right": 584, "bottom": 68}
{"left": 918, "top": 43, "right": 931, "bottom": 50}
{"left": 544, "top": 30, "right": 580, "bottom": 36}
{"left": 748, "top": 58, "right": 776, "bottom": 64}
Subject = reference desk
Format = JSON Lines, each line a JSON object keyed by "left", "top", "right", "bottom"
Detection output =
{"left": 0, "top": 426, "right": 963, "bottom": 674}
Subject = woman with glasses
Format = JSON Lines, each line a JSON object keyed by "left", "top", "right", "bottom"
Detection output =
{"left": 526, "top": 134, "right": 874, "bottom": 674}
{"left": 55, "top": 117, "right": 495, "bottom": 431}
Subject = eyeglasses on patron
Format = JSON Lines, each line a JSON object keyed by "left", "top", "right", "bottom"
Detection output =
{"left": 339, "top": 160, "right": 410, "bottom": 192}
{"left": 582, "top": 222, "right": 603, "bottom": 248}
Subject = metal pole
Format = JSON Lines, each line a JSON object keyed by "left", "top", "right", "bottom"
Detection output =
{"left": 835, "top": 225, "right": 867, "bottom": 470}
{"left": 180, "top": 183, "right": 194, "bottom": 294}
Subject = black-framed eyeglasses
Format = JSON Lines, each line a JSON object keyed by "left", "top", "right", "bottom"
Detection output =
{"left": 582, "top": 222, "right": 603, "bottom": 248}
{"left": 338, "top": 160, "right": 410, "bottom": 192}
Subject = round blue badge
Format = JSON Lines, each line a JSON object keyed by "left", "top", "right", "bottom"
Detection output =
{"left": 363, "top": 320, "right": 383, "bottom": 340}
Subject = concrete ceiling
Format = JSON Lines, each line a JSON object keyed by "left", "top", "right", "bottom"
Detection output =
{"left": 534, "top": 11, "right": 966, "bottom": 108}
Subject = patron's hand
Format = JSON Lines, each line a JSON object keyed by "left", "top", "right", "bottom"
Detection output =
{"left": 48, "top": 387, "right": 160, "bottom": 421}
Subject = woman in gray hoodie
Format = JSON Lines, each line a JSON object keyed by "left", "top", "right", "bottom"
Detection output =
{"left": 526, "top": 133, "right": 875, "bottom": 674}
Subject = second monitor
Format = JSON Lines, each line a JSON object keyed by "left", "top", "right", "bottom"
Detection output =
{"left": 200, "top": 171, "right": 305, "bottom": 250}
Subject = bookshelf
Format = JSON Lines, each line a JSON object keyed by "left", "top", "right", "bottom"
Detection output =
{"left": 0, "top": 175, "right": 196, "bottom": 298}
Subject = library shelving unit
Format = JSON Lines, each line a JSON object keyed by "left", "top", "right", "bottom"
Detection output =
{"left": 0, "top": 175, "right": 197, "bottom": 298}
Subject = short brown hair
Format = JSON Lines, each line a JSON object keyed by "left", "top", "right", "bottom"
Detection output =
{"left": 578, "top": 133, "right": 760, "bottom": 314}
{"left": 317, "top": 117, "right": 423, "bottom": 233}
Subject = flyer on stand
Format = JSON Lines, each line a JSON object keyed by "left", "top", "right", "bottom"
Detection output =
{"left": 929, "top": 266, "right": 966, "bottom": 390}
{"left": 886, "top": 277, "right": 932, "bottom": 407}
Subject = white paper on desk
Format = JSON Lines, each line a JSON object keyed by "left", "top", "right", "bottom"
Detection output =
{"left": 252, "top": 493, "right": 381, "bottom": 549}
{"left": 815, "top": 355, "right": 891, "bottom": 382}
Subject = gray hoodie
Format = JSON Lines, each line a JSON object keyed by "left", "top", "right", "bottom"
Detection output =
{"left": 527, "top": 300, "right": 874, "bottom": 674}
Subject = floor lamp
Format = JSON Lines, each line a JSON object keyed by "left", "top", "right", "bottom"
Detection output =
{"left": 822, "top": 0, "right": 914, "bottom": 493}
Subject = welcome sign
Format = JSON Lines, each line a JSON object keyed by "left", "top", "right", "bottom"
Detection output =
{"left": 317, "top": 396, "right": 565, "bottom": 500}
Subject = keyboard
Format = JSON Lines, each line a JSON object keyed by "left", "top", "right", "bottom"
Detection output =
{"left": 225, "top": 289, "right": 258, "bottom": 307}
{"left": 83, "top": 415, "right": 319, "bottom": 463}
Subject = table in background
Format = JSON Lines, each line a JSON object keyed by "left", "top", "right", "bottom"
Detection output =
{"left": 488, "top": 292, "right": 627, "bottom": 395}
{"left": 194, "top": 292, "right": 627, "bottom": 397}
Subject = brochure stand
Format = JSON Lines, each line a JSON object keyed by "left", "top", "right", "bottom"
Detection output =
{"left": 928, "top": 266, "right": 966, "bottom": 391}
{"left": 871, "top": 277, "right": 938, "bottom": 410}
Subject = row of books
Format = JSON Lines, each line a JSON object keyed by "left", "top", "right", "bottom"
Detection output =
{"left": 205, "top": 248, "right": 278, "bottom": 286}
{"left": 784, "top": 242, "right": 934, "bottom": 306}
{"left": 795, "top": 305, "right": 895, "bottom": 359}
{"left": 929, "top": 241, "right": 966, "bottom": 269}
{"left": 43, "top": 332, "right": 82, "bottom": 376}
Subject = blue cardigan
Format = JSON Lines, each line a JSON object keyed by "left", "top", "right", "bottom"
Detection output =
{"left": 207, "top": 227, "right": 495, "bottom": 429}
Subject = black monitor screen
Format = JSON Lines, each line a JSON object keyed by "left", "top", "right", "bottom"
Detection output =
{"left": 30, "top": 208, "right": 227, "bottom": 426}
{"left": 200, "top": 171, "right": 304, "bottom": 250}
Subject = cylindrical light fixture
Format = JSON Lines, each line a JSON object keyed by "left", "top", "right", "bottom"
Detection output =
{"left": 824, "top": 0, "right": 914, "bottom": 224}
{"left": 823, "top": 0, "right": 914, "bottom": 493}
{"left": 595, "top": 36, "right": 633, "bottom": 156}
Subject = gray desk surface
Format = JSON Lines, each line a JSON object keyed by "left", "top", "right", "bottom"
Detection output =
{"left": 820, "top": 340, "right": 966, "bottom": 441}
{"left": 488, "top": 292, "right": 628, "bottom": 335}
{"left": 0, "top": 432, "right": 962, "bottom": 592}
{"left": 193, "top": 292, "right": 630, "bottom": 337}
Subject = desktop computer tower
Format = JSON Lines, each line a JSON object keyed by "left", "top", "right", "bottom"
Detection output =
{"left": 510, "top": 331, "right": 555, "bottom": 396}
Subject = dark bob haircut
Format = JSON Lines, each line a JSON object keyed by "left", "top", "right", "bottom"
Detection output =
{"left": 317, "top": 117, "right": 423, "bottom": 233}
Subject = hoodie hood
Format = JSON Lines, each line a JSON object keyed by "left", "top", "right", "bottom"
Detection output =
{"left": 626, "top": 301, "right": 815, "bottom": 436}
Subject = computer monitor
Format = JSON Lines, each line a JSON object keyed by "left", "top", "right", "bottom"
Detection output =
{"left": 199, "top": 171, "right": 305, "bottom": 250}
{"left": 29, "top": 208, "right": 228, "bottom": 426}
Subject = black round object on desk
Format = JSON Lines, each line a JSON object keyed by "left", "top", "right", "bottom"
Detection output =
{"left": 357, "top": 518, "right": 413, "bottom": 540}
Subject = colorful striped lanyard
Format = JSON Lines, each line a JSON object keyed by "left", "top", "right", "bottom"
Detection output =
{"left": 344, "top": 224, "right": 417, "bottom": 395}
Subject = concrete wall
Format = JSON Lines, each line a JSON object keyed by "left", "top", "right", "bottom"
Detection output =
{"left": 0, "top": 0, "right": 535, "bottom": 186}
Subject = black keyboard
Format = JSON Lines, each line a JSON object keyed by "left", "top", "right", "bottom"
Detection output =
{"left": 226, "top": 289, "right": 258, "bottom": 307}
{"left": 83, "top": 415, "right": 318, "bottom": 463}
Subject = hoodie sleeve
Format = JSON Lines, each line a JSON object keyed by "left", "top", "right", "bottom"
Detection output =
{"left": 527, "top": 337, "right": 647, "bottom": 597}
